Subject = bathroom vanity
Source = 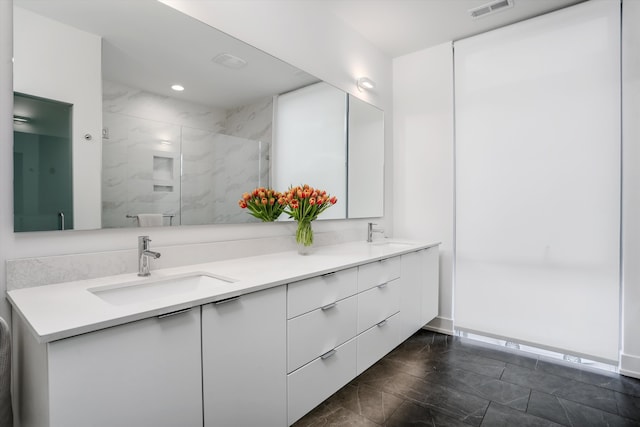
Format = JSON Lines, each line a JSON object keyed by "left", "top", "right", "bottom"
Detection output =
{"left": 8, "top": 240, "right": 439, "bottom": 427}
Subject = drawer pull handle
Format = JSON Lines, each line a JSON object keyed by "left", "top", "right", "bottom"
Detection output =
{"left": 214, "top": 296, "right": 241, "bottom": 305}
{"left": 322, "top": 272, "right": 336, "bottom": 277}
{"left": 321, "top": 302, "right": 337, "bottom": 311}
{"left": 377, "top": 319, "right": 388, "bottom": 327}
{"left": 158, "top": 307, "right": 192, "bottom": 319}
{"left": 321, "top": 349, "right": 337, "bottom": 360}
{"left": 377, "top": 282, "right": 388, "bottom": 289}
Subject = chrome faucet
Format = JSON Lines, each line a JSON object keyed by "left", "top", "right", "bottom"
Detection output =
{"left": 367, "top": 222, "right": 384, "bottom": 243}
{"left": 138, "top": 236, "right": 161, "bottom": 277}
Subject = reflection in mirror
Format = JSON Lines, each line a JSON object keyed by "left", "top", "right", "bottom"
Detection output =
{"left": 348, "top": 95, "right": 384, "bottom": 218}
{"left": 100, "top": 84, "right": 272, "bottom": 227}
{"left": 274, "top": 82, "right": 347, "bottom": 220}
{"left": 13, "top": 93, "right": 73, "bottom": 231}
{"left": 13, "top": 0, "right": 385, "bottom": 231}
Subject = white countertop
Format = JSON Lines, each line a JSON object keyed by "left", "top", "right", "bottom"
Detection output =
{"left": 7, "top": 240, "right": 439, "bottom": 343}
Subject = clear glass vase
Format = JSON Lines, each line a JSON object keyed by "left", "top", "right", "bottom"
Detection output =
{"left": 296, "top": 219, "right": 314, "bottom": 255}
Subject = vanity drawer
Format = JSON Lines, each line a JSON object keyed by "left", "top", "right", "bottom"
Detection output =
{"left": 357, "top": 278, "right": 400, "bottom": 334}
{"left": 287, "top": 337, "right": 357, "bottom": 425}
{"left": 288, "top": 267, "right": 357, "bottom": 319}
{"left": 287, "top": 295, "right": 357, "bottom": 373}
{"left": 357, "top": 312, "right": 401, "bottom": 375}
{"left": 357, "top": 256, "right": 401, "bottom": 292}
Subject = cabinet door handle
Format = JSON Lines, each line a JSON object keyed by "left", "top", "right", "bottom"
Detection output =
{"left": 321, "top": 302, "right": 337, "bottom": 311}
{"left": 214, "top": 295, "right": 241, "bottom": 305}
{"left": 320, "top": 349, "right": 337, "bottom": 360}
{"left": 377, "top": 319, "right": 388, "bottom": 327}
{"left": 377, "top": 282, "right": 388, "bottom": 289}
{"left": 322, "top": 271, "right": 336, "bottom": 277}
{"left": 157, "top": 307, "right": 192, "bottom": 319}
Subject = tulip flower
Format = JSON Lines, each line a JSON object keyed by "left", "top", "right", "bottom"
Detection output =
{"left": 237, "top": 187, "right": 286, "bottom": 221}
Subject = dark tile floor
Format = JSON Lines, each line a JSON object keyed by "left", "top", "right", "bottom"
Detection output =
{"left": 294, "top": 330, "right": 640, "bottom": 426}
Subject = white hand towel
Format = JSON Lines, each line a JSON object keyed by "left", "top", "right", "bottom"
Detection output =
{"left": 137, "top": 213, "right": 164, "bottom": 227}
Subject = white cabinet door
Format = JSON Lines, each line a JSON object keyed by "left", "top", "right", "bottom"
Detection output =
{"left": 288, "top": 337, "right": 357, "bottom": 425}
{"left": 287, "top": 267, "right": 358, "bottom": 319}
{"left": 399, "top": 251, "right": 423, "bottom": 341}
{"left": 357, "top": 278, "right": 400, "bottom": 334}
{"left": 357, "top": 312, "right": 401, "bottom": 375}
{"left": 399, "top": 248, "right": 441, "bottom": 341}
{"left": 287, "top": 295, "right": 357, "bottom": 373}
{"left": 202, "top": 286, "right": 287, "bottom": 427}
{"left": 357, "top": 257, "right": 401, "bottom": 292}
{"left": 47, "top": 307, "right": 203, "bottom": 427}
{"left": 421, "top": 246, "right": 440, "bottom": 325}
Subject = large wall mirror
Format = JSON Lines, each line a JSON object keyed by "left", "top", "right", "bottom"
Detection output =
{"left": 12, "top": 0, "right": 384, "bottom": 232}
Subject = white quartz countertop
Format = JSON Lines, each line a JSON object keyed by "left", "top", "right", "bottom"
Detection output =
{"left": 7, "top": 240, "right": 439, "bottom": 343}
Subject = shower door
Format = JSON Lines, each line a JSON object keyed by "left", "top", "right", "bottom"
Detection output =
{"left": 13, "top": 93, "right": 73, "bottom": 232}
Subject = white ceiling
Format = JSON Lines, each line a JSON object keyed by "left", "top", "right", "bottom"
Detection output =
{"left": 318, "top": 0, "right": 586, "bottom": 57}
{"left": 14, "top": 0, "right": 587, "bottom": 109}
{"left": 14, "top": 0, "right": 319, "bottom": 108}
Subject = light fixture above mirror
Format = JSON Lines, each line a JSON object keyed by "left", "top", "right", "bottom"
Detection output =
{"left": 356, "top": 77, "right": 375, "bottom": 92}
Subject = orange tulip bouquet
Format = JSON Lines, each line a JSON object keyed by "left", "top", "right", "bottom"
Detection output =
{"left": 281, "top": 184, "right": 338, "bottom": 250}
{"left": 237, "top": 187, "right": 286, "bottom": 222}
{"left": 239, "top": 184, "right": 337, "bottom": 253}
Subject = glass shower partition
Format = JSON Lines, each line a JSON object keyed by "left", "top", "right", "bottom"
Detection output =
{"left": 13, "top": 93, "right": 73, "bottom": 232}
{"left": 101, "top": 114, "right": 268, "bottom": 228}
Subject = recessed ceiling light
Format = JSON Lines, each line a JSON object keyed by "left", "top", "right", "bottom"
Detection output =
{"left": 171, "top": 84, "right": 185, "bottom": 91}
{"left": 212, "top": 53, "right": 248, "bottom": 69}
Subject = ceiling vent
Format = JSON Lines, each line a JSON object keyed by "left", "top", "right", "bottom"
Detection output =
{"left": 468, "top": 0, "right": 514, "bottom": 19}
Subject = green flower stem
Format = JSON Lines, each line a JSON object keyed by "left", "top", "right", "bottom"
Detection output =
{"left": 296, "top": 220, "right": 313, "bottom": 247}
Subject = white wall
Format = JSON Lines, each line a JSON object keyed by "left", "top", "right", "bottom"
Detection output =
{"left": 0, "top": 2, "right": 392, "bottom": 323}
{"left": 14, "top": 7, "right": 102, "bottom": 231}
{"left": 621, "top": 0, "right": 640, "bottom": 378}
{"left": 393, "top": 42, "right": 454, "bottom": 333}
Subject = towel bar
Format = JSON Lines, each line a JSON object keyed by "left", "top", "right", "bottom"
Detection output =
{"left": 126, "top": 214, "right": 175, "bottom": 226}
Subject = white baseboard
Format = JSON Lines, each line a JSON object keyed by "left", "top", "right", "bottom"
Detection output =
{"left": 620, "top": 353, "right": 640, "bottom": 379}
{"left": 422, "top": 316, "right": 454, "bottom": 335}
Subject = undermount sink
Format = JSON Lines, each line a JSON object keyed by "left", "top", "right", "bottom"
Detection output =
{"left": 370, "top": 240, "right": 414, "bottom": 248}
{"left": 88, "top": 273, "right": 236, "bottom": 306}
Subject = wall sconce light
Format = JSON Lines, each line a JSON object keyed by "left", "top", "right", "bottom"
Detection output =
{"left": 356, "top": 77, "right": 375, "bottom": 92}
{"left": 13, "top": 115, "right": 30, "bottom": 124}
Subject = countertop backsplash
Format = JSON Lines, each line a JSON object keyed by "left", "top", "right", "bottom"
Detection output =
{"left": 6, "top": 227, "right": 364, "bottom": 291}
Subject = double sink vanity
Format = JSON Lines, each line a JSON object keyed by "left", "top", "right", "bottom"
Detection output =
{"left": 8, "top": 239, "right": 440, "bottom": 426}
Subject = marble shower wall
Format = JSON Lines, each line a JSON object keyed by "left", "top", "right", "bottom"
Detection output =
{"left": 102, "top": 114, "right": 182, "bottom": 228}
{"left": 101, "top": 80, "right": 273, "bottom": 228}
{"left": 182, "top": 130, "right": 265, "bottom": 225}
{"left": 226, "top": 98, "right": 273, "bottom": 193}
